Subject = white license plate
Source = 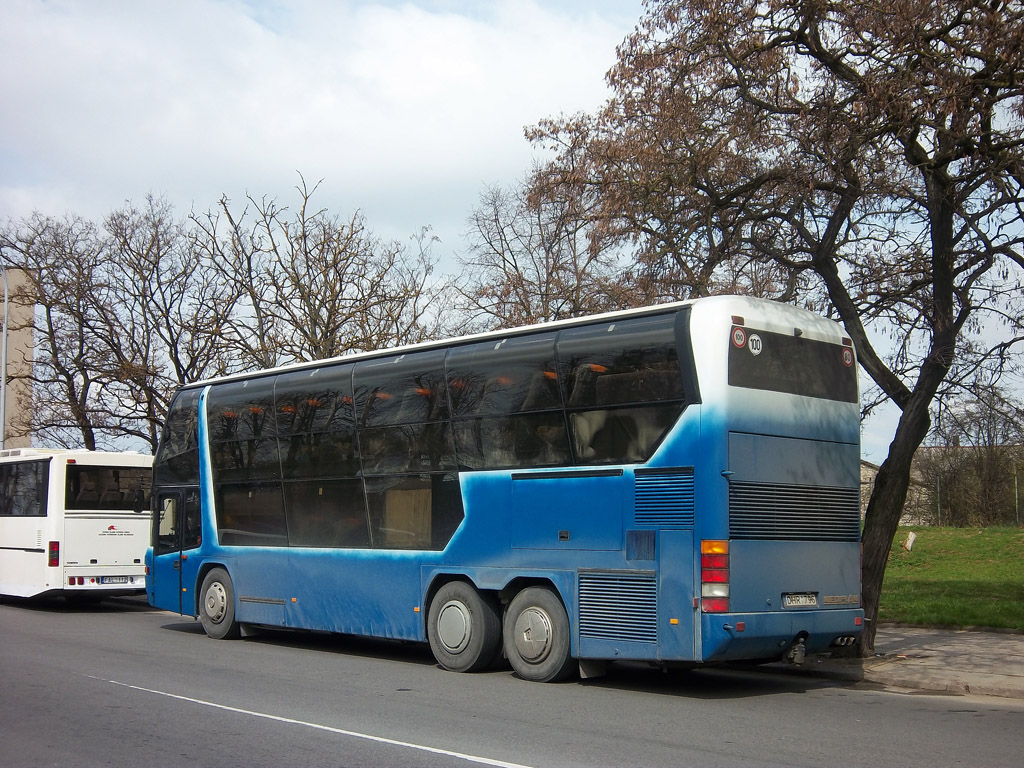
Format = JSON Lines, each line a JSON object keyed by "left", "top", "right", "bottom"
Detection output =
{"left": 784, "top": 593, "right": 817, "bottom": 608}
{"left": 101, "top": 576, "right": 129, "bottom": 585}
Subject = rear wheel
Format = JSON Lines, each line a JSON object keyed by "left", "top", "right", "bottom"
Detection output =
{"left": 503, "top": 586, "right": 574, "bottom": 682}
{"left": 199, "top": 568, "right": 240, "bottom": 640}
{"left": 427, "top": 581, "right": 502, "bottom": 672}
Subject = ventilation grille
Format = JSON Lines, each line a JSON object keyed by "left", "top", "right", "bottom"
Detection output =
{"left": 634, "top": 467, "right": 694, "bottom": 527}
{"left": 579, "top": 571, "right": 657, "bottom": 644}
{"left": 729, "top": 481, "right": 861, "bottom": 541}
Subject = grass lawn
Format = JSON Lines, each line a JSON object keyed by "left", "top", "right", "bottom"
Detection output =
{"left": 879, "top": 526, "right": 1024, "bottom": 631}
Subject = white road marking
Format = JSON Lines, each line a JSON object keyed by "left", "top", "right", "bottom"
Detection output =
{"left": 85, "top": 675, "right": 535, "bottom": 768}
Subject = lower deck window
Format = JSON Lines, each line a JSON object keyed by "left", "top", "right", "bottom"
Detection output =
{"left": 364, "top": 473, "right": 464, "bottom": 550}
{"left": 284, "top": 478, "right": 369, "bottom": 548}
{"left": 215, "top": 483, "right": 287, "bottom": 546}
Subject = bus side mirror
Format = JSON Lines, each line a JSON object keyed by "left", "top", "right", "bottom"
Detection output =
{"left": 132, "top": 489, "right": 147, "bottom": 514}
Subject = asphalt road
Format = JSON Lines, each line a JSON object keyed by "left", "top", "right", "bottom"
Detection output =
{"left": 2, "top": 595, "right": 1021, "bottom": 768}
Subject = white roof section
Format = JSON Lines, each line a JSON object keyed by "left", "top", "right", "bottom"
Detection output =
{"left": 180, "top": 294, "right": 846, "bottom": 390}
{"left": 0, "top": 448, "right": 152, "bottom": 465}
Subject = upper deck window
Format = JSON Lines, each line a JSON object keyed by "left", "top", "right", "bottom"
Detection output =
{"left": 354, "top": 350, "right": 449, "bottom": 427}
{"left": 556, "top": 313, "right": 689, "bottom": 464}
{"left": 728, "top": 326, "right": 857, "bottom": 403}
{"left": 275, "top": 366, "right": 360, "bottom": 480}
{"left": 446, "top": 332, "right": 562, "bottom": 417}
{"left": 207, "top": 378, "right": 280, "bottom": 482}
{"left": 557, "top": 314, "right": 686, "bottom": 409}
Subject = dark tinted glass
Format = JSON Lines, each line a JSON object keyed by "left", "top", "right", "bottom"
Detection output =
{"left": 446, "top": 333, "right": 561, "bottom": 417}
{"left": 568, "top": 404, "right": 683, "bottom": 464}
{"left": 364, "top": 473, "right": 464, "bottom": 550}
{"left": 154, "top": 388, "right": 200, "bottom": 485}
{"left": 275, "top": 366, "right": 355, "bottom": 435}
{"left": 360, "top": 423, "right": 456, "bottom": 475}
{"left": 0, "top": 460, "right": 49, "bottom": 517}
{"left": 210, "top": 437, "right": 280, "bottom": 481}
{"left": 284, "top": 478, "right": 369, "bottom": 548}
{"left": 354, "top": 350, "right": 448, "bottom": 427}
{"left": 557, "top": 314, "right": 684, "bottom": 409}
{"left": 279, "top": 429, "right": 360, "bottom": 479}
{"left": 454, "top": 412, "right": 570, "bottom": 470}
{"left": 207, "top": 378, "right": 277, "bottom": 442}
{"left": 728, "top": 328, "right": 858, "bottom": 403}
{"left": 215, "top": 482, "right": 287, "bottom": 546}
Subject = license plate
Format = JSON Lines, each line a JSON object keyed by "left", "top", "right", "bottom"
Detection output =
{"left": 101, "top": 576, "right": 129, "bottom": 585}
{"left": 784, "top": 593, "right": 817, "bottom": 608}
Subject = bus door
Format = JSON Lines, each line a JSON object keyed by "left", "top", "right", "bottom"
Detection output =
{"left": 152, "top": 488, "right": 202, "bottom": 614}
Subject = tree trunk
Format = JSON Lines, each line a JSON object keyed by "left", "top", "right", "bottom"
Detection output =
{"left": 858, "top": 391, "right": 933, "bottom": 654}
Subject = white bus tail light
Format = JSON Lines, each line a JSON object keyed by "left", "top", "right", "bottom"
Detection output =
{"left": 701, "top": 540, "right": 730, "bottom": 613}
{"left": 48, "top": 541, "right": 60, "bottom": 568}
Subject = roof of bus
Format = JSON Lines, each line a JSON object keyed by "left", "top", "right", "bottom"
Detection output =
{"left": 0, "top": 448, "right": 152, "bottom": 464}
{"left": 179, "top": 294, "right": 842, "bottom": 391}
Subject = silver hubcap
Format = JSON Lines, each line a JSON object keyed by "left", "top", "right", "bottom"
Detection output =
{"left": 204, "top": 582, "right": 227, "bottom": 624}
{"left": 437, "top": 600, "right": 471, "bottom": 653}
{"left": 512, "top": 607, "right": 553, "bottom": 663}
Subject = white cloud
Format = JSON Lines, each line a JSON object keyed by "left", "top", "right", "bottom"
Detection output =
{"left": 0, "top": 0, "right": 639, "bottom": 253}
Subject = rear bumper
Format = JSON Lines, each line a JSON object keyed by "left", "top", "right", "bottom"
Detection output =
{"left": 62, "top": 568, "right": 146, "bottom": 593}
{"left": 701, "top": 608, "right": 863, "bottom": 662}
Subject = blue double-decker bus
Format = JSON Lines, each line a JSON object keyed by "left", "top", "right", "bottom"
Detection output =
{"left": 146, "top": 295, "right": 863, "bottom": 681}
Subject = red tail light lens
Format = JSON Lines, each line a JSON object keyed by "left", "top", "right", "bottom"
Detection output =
{"left": 701, "top": 597, "right": 731, "bottom": 613}
{"left": 48, "top": 541, "right": 60, "bottom": 568}
{"left": 700, "top": 540, "right": 730, "bottom": 612}
{"left": 701, "top": 553, "right": 728, "bottom": 569}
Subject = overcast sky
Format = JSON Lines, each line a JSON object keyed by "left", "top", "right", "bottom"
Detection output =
{"left": 1, "top": 0, "right": 641, "bottom": 250}
{"left": 1, "top": 0, "right": 900, "bottom": 460}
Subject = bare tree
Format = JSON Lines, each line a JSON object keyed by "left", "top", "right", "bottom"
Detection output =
{"left": 0, "top": 213, "right": 110, "bottom": 449}
{"left": 531, "top": 0, "right": 1024, "bottom": 651}
{"left": 103, "top": 195, "right": 240, "bottom": 450}
{"left": 459, "top": 174, "right": 632, "bottom": 329}
{"left": 1, "top": 200, "right": 243, "bottom": 452}
{"left": 193, "top": 176, "right": 448, "bottom": 367}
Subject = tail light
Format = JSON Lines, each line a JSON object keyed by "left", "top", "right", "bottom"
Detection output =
{"left": 48, "top": 541, "right": 60, "bottom": 568}
{"left": 701, "top": 539, "right": 730, "bottom": 612}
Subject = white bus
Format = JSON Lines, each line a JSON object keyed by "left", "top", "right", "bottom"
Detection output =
{"left": 0, "top": 449, "right": 152, "bottom": 600}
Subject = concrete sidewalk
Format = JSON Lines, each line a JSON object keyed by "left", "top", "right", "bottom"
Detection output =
{"left": 788, "top": 625, "right": 1024, "bottom": 699}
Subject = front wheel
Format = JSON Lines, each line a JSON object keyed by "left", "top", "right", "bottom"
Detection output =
{"left": 427, "top": 581, "right": 502, "bottom": 672}
{"left": 199, "top": 568, "right": 240, "bottom": 640}
{"left": 503, "top": 586, "right": 574, "bottom": 682}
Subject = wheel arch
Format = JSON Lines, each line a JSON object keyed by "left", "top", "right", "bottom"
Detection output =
{"left": 192, "top": 560, "right": 232, "bottom": 616}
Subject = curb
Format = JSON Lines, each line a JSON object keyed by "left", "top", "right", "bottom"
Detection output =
{"left": 765, "top": 653, "right": 1024, "bottom": 700}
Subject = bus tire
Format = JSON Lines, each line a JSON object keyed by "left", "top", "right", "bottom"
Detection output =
{"left": 427, "top": 581, "right": 501, "bottom": 673}
{"left": 199, "top": 568, "right": 241, "bottom": 640}
{"left": 503, "top": 586, "right": 574, "bottom": 683}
